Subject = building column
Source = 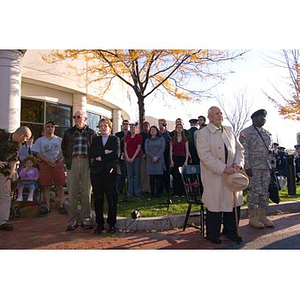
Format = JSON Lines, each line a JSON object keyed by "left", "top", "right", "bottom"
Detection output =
{"left": 73, "top": 93, "right": 87, "bottom": 124}
{"left": 112, "top": 109, "right": 122, "bottom": 134}
{"left": 0, "top": 50, "right": 26, "bottom": 131}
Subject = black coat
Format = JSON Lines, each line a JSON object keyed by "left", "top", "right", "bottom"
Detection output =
{"left": 89, "top": 135, "right": 121, "bottom": 175}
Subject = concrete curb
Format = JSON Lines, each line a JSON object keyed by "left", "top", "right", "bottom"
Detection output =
{"left": 112, "top": 200, "right": 300, "bottom": 232}
{"left": 16, "top": 199, "right": 300, "bottom": 232}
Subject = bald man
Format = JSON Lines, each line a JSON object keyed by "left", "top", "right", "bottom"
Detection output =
{"left": 0, "top": 126, "right": 32, "bottom": 231}
{"left": 62, "top": 110, "right": 97, "bottom": 230}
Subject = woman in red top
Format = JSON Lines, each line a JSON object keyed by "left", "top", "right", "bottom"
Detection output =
{"left": 170, "top": 124, "right": 189, "bottom": 197}
{"left": 124, "top": 123, "right": 142, "bottom": 197}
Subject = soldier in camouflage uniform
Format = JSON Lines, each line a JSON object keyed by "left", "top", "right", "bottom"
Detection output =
{"left": 239, "top": 109, "right": 275, "bottom": 229}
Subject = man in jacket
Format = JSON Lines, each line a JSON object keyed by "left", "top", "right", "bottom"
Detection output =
{"left": 61, "top": 110, "right": 97, "bottom": 230}
{"left": 239, "top": 109, "right": 275, "bottom": 229}
{"left": 197, "top": 106, "right": 244, "bottom": 244}
{"left": 0, "top": 126, "right": 32, "bottom": 231}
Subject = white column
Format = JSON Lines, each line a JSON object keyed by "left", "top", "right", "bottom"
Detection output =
{"left": 73, "top": 93, "right": 87, "bottom": 124}
{"left": 0, "top": 50, "right": 26, "bottom": 131}
{"left": 112, "top": 109, "right": 122, "bottom": 134}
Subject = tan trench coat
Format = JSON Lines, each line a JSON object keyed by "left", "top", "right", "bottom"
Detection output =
{"left": 196, "top": 123, "right": 244, "bottom": 212}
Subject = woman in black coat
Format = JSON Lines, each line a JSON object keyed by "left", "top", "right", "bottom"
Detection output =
{"left": 89, "top": 118, "right": 121, "bottom": 234}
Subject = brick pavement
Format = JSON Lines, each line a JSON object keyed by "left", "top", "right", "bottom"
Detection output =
{"left": 1, "top": 207, "right": 300, "bottom": 249}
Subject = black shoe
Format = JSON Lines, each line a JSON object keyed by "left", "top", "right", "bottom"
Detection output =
{"left": 206, "top": 236, "right": 222, "bottom": 244}
{"left": 109, "top": 225, "right": 116, "bottom": 234}
{"left": 66, "top": 219, "right": 78, "bottom": 230}
{"left": 226, "top": 232, "right": 243, "bottom": 243}
{"left": 0, "top": 223, "right": 14, "bottom": 231}
{"left": 94, "top": 224, "right": 104, "bottom": 234}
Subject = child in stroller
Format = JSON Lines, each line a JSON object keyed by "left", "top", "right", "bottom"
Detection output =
{"left": 16, "top": 155, "right": 39, "bottom": 202}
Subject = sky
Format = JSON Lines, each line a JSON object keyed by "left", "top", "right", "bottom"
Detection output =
{"left": 141, "top": 50, "right": 300, "bottom": 150}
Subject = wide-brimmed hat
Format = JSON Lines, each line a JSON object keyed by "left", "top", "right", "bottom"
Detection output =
{"left": 222, "top": 169, "right": 249, "bottom": 192}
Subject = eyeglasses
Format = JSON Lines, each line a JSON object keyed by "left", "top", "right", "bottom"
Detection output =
{"left": 46, "top": 125, "right": 54, "bottom": 128}
{"left": 73, "top": 116, "right": 82, "bottom": 120}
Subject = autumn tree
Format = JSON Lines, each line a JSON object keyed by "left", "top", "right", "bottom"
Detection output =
{"left": 44, "top": 49, "right": 247, "bottom": 131}
{"left": 216, "top": 87, "right": 253, "bottom": 136}
{"left": 263, "top": 50, "right": 300, "bottom": 121}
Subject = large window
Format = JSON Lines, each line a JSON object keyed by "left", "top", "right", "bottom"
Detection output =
{"left": 86, "top": 111, "right": 101, "bottom": 133}
{"left": 21, "top": 98, "right": 72, "bottom": 139}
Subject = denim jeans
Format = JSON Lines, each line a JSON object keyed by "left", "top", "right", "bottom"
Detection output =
{"left": 126, "top": 157, "right": 141, "bottom": 197}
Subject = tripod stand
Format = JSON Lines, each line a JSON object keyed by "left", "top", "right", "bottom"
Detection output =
{"left": 120, "top": 159, "right": 133, "bottom": 203}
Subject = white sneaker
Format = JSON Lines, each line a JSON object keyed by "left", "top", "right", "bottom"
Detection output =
{"left": 16, "top": 195, "right": 23, "bottom": 202}
{"left": 27, "top": 194, "right": 34, "bottom": 201}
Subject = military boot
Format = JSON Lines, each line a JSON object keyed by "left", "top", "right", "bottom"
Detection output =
{"left": 248, "top": 208, "right": 265, "bottom": 229}
{"left": 257, "top": 207, "right": 274, "bottom": 228}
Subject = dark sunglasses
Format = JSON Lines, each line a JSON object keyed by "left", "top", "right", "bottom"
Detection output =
{"left": 73, "top": 116, "right": 82, "bottom": 120}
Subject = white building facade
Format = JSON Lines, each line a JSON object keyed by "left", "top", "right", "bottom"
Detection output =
{"left": 0, "top": 49, "right": 132, "bottom": 138}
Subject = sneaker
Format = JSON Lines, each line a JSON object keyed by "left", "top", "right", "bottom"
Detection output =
{"left": 58, "top": 206, "right": 67, "bottom": 214}
{"left": 38, "top": 206, "right": 50, "bottom": 217}
{"left": 0, "top": 223, "right": 14, "bottom": 231}
{"left": 16, "top": 195, "right": 23, "bottom": 202}
{"left": 66, "top": 219, "right": 78, "bottom": 230}
{"left": 27, "top": 194, "right": 34, "bottom": 201}
{"left": 81, "top": 219, "right": 93, "bottom": 229}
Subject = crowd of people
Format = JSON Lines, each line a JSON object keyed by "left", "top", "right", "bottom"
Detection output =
{"left": 0, "top": 107, "right": 299, "bottom": 245}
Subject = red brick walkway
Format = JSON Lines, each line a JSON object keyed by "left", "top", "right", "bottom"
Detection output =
{"left": 1, "top": 208, "right": 300, "bottom": 249}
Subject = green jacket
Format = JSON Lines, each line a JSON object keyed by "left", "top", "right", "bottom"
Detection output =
{"left": 0, "top": 129, "right": 20, "bottom": 162}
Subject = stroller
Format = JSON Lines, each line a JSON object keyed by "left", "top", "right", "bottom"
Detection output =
{"left": 10, "top": 159, "right": 43, "bottom": 219}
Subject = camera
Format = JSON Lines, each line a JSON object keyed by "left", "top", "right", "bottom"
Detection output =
{"left": 0, "top": 163, "right": 11, "bottom": 177}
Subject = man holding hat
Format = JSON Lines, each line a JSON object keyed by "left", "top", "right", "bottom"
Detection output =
{"left": 197, "top": 106, "right": 245, "bottom": 244}
{"left": 239, "top": 109, "right": 275, "bottom": 229}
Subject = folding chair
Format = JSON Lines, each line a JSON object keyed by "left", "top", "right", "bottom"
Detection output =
{"left": 179, "top": 165, "right": 205, "bottom": 237}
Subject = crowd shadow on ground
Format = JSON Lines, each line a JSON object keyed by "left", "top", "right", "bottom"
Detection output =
{"left": 1, "top": 210, "right": 300, "bottom": 250}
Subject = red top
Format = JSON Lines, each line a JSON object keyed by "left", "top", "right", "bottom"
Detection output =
{"left": 171, "top": 137, "right": 187, "bottom": 156}
{"left": 125, "top": 134, "right": 143, "bottom": 158}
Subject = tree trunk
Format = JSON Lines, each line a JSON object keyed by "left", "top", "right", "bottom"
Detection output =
{"left": 137, "top": 95, "right": 145, "bottom": 132}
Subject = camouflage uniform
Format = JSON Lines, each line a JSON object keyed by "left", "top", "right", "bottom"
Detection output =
{"left": 239, "top": 125, "right": 274, "bottom": 209}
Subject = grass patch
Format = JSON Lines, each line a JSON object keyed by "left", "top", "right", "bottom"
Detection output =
{"left": 112, "top": 185, "right": 300, "bottom": 218}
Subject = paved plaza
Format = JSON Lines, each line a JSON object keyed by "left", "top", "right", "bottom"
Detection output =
{"left": 1, "top": 207, "right": 300, "bottom": 250}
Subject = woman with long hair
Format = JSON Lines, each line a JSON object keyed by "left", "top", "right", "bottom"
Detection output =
{"left": 145, "top": 125, "right": 165, "bottom": 198}
{"left": 124, "top": 122, "right": 142, "bottom": 198}
{"left": 170, "top": 124, "right": 189, "bottom": 197}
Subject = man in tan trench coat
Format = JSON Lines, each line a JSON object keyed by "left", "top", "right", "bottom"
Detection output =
{"left": 197, "top": 106, "right": 244, "bottom": 244}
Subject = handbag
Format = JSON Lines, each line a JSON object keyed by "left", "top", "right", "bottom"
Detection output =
{"left": 269, "top": 172, "right": 280, "bottom": 204}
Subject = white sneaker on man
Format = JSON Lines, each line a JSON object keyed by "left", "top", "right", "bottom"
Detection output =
{"left": 27, "top": 194, "right": 34, "bottom": 201}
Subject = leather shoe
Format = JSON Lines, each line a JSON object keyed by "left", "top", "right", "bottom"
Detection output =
{"left": 66, "top": 219, "right": 78, "bottom": 230}
{"left": 226, "top": 232, "right": 243, "bottom": 243}
{"left": 206, "top": 236, "right": 222, "bottom": 244}
{"left": 109, "top": 225, "right": 116, "bottom": 234}
{"left": 94, "top": 224, "right": 104, "bottom": 234}
{"left": 0, "top": 223, "right": 14, "bottom": 231}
